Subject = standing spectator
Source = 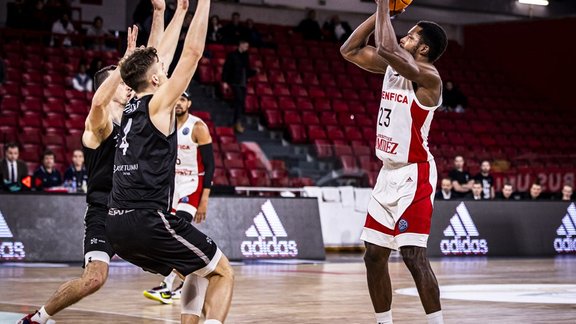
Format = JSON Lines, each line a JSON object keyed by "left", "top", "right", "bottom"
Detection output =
{"left": 28, "top": 0, "right": 50, "bottom": 31}
{"left": 245, "top": 18, "right": 262, "bottom": 48}
{"left": 222, "top": 39, "right": 257, "bottom": 133}
{"left": 73, "top": 62, "right": 93, "bottom": 92}
{"left": 1, "top": 143, "right": 28, "bottom": 192}
{"left": 561, "top": 185, "right": 573, "bottom": 201}
{"left": 33, "top": 150, "right": 62, "bottom": 190}
{"left": 526, "top": 182, "right": 543, "bottom": 200}
{"left": 448, "top": 155, "right": 474, "bottom": 198}
{"left": 86, "top": 16, "right": 110, "bottom": 51}
{"left": 323, "top": 15, "right": 352, "bottom": 43}
{"left": 469, "top": 181, "right": 484, "bottom": 200}
{"left": 435, "top": 178, "right": 454, "bottom": 200}
{"left": 63, "top": 149, "right": 88, "bottom": 192}
{"left": 496, "top": 183, "right": 516, "bottom": 200}
{"left": 295, "top": 10, "right": 322, "bottom": 41}
{"left": 207, "top": 15, "right": 223, "bottom": 43}
{"left": 474, "top": 160, "right": 495, "bottom": 200}
{"left": 51, "top": 11, "right": 76, "bottom": 47}
{"left": 220, "top": 12, "right": 247, "bottom": 45}
{"left": 441, "top": 81, "right": 467, "bottom": 113}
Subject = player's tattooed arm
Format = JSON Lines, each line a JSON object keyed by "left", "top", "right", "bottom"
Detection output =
{"left": 340, "top": 14, "right": 388, "bottom": 74}
{"left": 155, "top": 0, "right": 189, "bottom": 69}
{"left": 147, "top": 0, "right": 166, "bottom": 49}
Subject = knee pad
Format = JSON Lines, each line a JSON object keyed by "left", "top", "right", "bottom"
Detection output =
{"left": 181, "top": 274, "right": 209, "bottom": 316}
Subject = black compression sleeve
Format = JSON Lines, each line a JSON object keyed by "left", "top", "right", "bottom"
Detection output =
{"left": 199, "top": 143, "right": 214, "bottom": 189}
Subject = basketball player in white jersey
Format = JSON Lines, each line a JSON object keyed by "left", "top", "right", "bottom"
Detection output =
{"left": 143, "top": 93, "right": 216, "bottom": 315}
{"left": 341, "top": 1, "right": 447, "bottom": 324}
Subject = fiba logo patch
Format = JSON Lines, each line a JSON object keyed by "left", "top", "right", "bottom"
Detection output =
{"left": 398, "top": 219, "right": 409, "bottom": 233}
{"left": 182, "top": 127, "right": 190, "bottom": 135}
{"left": 181, "top": 196, "right": 189, "bottom": 203}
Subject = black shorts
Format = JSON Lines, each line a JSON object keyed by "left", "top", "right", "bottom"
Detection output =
{"left": 84, "top": 204, "right": 116, "bottom": 263}
{"left": 105, "top": 208, "right": 220, "bottom": 277}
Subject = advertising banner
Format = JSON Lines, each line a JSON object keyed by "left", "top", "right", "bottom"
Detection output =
{"left": 0, "top": 194, "right": 325, "bottom": 262}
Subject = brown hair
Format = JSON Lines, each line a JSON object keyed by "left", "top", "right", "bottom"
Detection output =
{"left": 120, "top": 47, "right": 159, "bottom": 92}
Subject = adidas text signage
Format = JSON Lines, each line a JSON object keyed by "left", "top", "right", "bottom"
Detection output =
{"left": 440, "top": 203, "right": 488, "bottom": 255}
{"left": 241, "top": 200, "right": 299, "bottom": 258}
{"left": 0, "top": 209, "right": 26, "bottom": 261}
{"left": 554, "top": 203, "right": 576, "bottom": 254}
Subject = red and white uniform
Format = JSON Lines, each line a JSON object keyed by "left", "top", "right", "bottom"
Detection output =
{"left": 173, "top": 114, "right": 206, "bottom": 216}
{"left": 361, "top": 66, "right": 441, "bottom": 250}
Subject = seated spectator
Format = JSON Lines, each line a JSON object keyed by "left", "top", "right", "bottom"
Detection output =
{"left": 207, "top": 15, "right": 223, "bottom": 43}
{"left": 51, "top": 11, "right": 77, "bottom": 47}
{"left": 86, "top": 16, "right": 110, "bottom": 51}
{"left": 435, "top": 178, "right": 454, "bottom": 200}
{"left": 474, "top": 160, "right": 494, "bottom": 200}
{"left": 295, "top": 10, "right": 322, "bottom": 41}
{"left": 63, "top": 149, "right": 88, "bottom": 192}
{"left": 73, "top": 61, "right": 93, "bottom": 92}
{"left": 245, "top": 18, "right": 262, "bottom": 48}
{"left": 441, "top": 81, "right": 467, "bottom": 113}
{"left": 448, "top": 155, "right": 473, "bottom": 198}
{"left": 562, "top": 185, "right": 573, "bottom": 201}
{"left": 220, "top": 12, "right": 247, "bottom": 45}
{"left": 468, "top": 181, "right": 484, "bottom": 200}
{"left": 1, "top": 143, "right": 28, "bottom": 192}
{"left": 87, "top": 57, "right": 104, "bottom": 80}
{"left": 526, "top": 182, "right": 543, "bottom": 200}
{"left": 33, "top": 150, "right": 62, "bottom": 190}
{"left": 323, "top": 15, "right": 352, "bottom": 43}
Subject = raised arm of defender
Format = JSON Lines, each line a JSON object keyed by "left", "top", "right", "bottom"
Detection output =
{"left": 146, "top": 0, "right": 166, "bottom": 49}
{"left": 155, "top": 0, "right": 189, "bottom": 68}
{"left": 83, "top": 25, "right": 138, "bottom": 149}
{"left": 340, "top": 14, "right": 388, "bottom": 74}
{"left": 149, "top": 0, "right": 210, "bottom": 121}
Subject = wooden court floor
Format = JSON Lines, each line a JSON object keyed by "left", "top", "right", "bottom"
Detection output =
{"left": 0, "top": 256, "right": 575, "bottom": 323}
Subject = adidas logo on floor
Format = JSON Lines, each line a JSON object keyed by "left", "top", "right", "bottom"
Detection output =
{"left": 0, "top": 209, "right": 26, "bottom": 260}
{"left": 554, "top": 203, "right": 576, "bottom": 254}
{"left": 241, "top": 200, "right": 299, "bottom": 258}
{"left": 440, "top": 202, "right": 488, "bottom": 255}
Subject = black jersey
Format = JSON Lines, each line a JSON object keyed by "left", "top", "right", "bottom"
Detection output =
{"left": 109, "top": 95, "right": 177, "bottom": 211}
{"left": 83, "top": 124, "right": 119, "bottom": 207}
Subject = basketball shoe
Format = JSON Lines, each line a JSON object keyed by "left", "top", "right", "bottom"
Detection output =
{"left": 143, "top": 282, "right": 174, "bottom": 304}
{"left": 18, "top": 312, "right": 56, "bottom": 324}
{"left": 171, "top": 282, "right": 184, "bottom": 300}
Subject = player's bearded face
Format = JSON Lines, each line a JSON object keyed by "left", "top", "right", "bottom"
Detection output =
{"left": 174, "top": 98, "right": 189, "bottom": 116}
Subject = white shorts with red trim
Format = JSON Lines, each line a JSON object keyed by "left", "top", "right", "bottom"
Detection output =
{"left": 172, "top": 175, "right": 204, "bottom": 217}
{"left": 360, "top": 160, "right": 437, "bottom": 250}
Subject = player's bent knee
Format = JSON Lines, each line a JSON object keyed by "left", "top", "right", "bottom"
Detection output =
{"left": 209, "top": 256, "right": 234, "bottom": 280}
{"left": 364, "top": 243, "right": 390, "bottom": 266}
{"left": 83, "top": 261, "right": 108, "bottom": 293}
{"left": 400, "top": 246, "right": 428, "bottom": 269}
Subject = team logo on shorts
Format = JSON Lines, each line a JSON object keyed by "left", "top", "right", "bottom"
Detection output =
{"left": 181, "top": 196, "right": 189, "bottom": 203}
{"left": 182, "top": 127, "right": 190, "bottom": 135}
{"left": 398, "top": 219, "right": 409, "bottom": 232}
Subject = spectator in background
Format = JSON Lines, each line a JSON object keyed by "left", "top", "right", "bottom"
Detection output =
{"left": 496, "top": 183, "right": 515, "bottom": 200}
{"left": 6, "top": 0, "right": 26, "bottom": 29}
{"left": 63, "top": 149, "right": 88, "bottom": 192}
{"left": 474, "top": 160, "right": 495, "bottom": 200}
{"left": 51, "top": 11, "right": 77, "bottom": 47}
{"left": 1, "top": 143, "right": 28, "bottom": 192}
{"left": 295, "top": 9, "right": 322, "bottom": 41}
{"left": 245, "top": 18, "right": 262, "bottom": 48}
{"left": 449, "top": 155, "right": 474, "bottom": 198}
{"left": 526, "top": 182, "right": 543, "bottom": 200}
{"left": 469, "top": 181, "right": 484, "bottom": 200}
{"left": 562, "top": 185, "right": 573, "bottom": 201}
{"left": 220, "top": 12, "right": 247, "bottom": 45}
{"left": 441, "top": 81, "right": 467, "bottom": 113}
{"left": 73, "top": 61, "right": 93, "bottom": 92}
{"left": 28, "top": 0, "right": 50, "bottom": 31}
{"left": 33, "top": 150, "right": 62, "bottom": 190}
{"left": 87, "top": 57, "right": 104, "bottom": 80}
{"left": 435, "top": 178, "right": 454, "bottom": 200}
{"left": 207, "top": 15, "right": 223, "bottom": 43}
{"left": 222, "top": 39, "right": 257, "bottom": 133}
{"left": 86, "top": 16, "right": 110, "bottom": 51}
{"left": 323, "top": 15, "right": 352, "bottom": 43}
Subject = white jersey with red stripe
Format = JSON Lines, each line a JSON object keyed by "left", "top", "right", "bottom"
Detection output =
{"left": 375, "top": 66, "right": 441, "bottom": 169}
{"left": 176, "top": 114, "right": 205, "bottom": 178}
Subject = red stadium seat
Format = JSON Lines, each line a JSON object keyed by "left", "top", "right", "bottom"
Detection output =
{"left": 278, "top": 97, "right": 296, "bottom": 110}
{"left": 220, "top": 142, "right": 241, "bottom": 153}
{"left": 245, "top": 158, "right": 266, "bottom": 170}
{"left": 308, "top": 126, "right": 327, "bottom": 141}
{"left": 22, "top": 97, "right": 43, "bottom": 112}
{"left": 314, "top": 139, "right": 333, "bottom": 158}
{"left": 228, "top": 169, "right": 250, "bottom": 186}
{"left": 339, "top": 155, "right": 358, "bottom": 171}
{"left": 333, "top": 144, "right": 353, "bottom": 156}
{"left": 21, "top": 85, "right": 44, "bottom": 98}
{"left": 260, "top": 96, "right": 278, "bottom": 111}
{"left": 249, "top": 169, "right": 271, "bottom": 187}
{"left": 301, "top": 111, "right": 320, "bottom": 125}
{"left": 288, "top": 124, "right": 307, "bottom": 144}
{"left": 264, "top": 110, "right": 283, "bottom": 129}
{"left": 270, "top": 169, "right": 291, "bottom": 187}
{"left": 319, "top": 112, "right": 338, "bottom": 125}
{"left": 283, "top": 111, "right": 301, "bottom": 124}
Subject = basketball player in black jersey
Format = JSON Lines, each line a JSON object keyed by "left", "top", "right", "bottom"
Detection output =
{"left": 106, "top": 0, "right": 233, "bottom": 323}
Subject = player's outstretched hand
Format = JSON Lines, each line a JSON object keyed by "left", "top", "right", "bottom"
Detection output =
{"left": 177, "top": 0, "right": 189, "bottom": 12}
{"left": 151, "top": 0, "right": 165, "bottom": 11}
{"left": 123, "top": 25, "right": 139, "bottom": 61}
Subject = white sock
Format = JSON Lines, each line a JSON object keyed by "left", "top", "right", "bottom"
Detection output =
{"left": 204, "top": 320, "right": 222, "bottom": 324}
{"left": 426, "top": 310, "right": 444, "bottom": 324}
{"left": 163, "top": 272, "right": 178, "bottom": 291}
{"left": 31, "top": 306, "right": 52, "bottom": 324}
{"left": 375, "top": 310, "right": 393, "bottom": 324}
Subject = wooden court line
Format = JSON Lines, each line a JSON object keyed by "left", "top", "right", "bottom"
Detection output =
{"left": 0, "top": 301, "right": 180, "bottom": 323}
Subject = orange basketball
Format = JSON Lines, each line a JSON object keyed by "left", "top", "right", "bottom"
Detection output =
{"left": 389, "top": 0, "right": 413, "bottom": 12}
